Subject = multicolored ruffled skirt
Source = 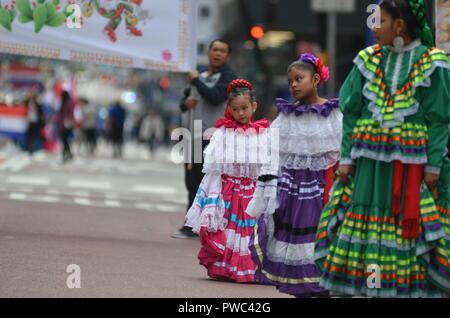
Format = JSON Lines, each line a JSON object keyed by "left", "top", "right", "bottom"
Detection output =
{"left": 249, "top": 167, "right": 330, "bottom": 297}
{"left": 314, "top": 158, "right": 450, "bottom": 297}
{"left": 187, "top": 173, "right": 258, "bottom": 283}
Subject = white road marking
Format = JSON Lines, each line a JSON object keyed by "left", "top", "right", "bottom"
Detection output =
{"left": 74, "top": 198, "right": 91, "bottom": 205}
{"left": 46, "top": 189, "right": 60, "bottom": 195}
{"left": 154, "top": 204, "right": 180, "bottom": 213}
{"left": 132, "top": 185, "right": 176, "bottom": 195}
{"left": 104, "top": 200, "right": 121, "bottom": 207}
{"left": 7, "top": 176, "right": 50, "bottom": 186}
{"left": 34, "top": 195, "right": 60, "bottom": 203}
{"left": 9, "top": 193, "right": 26, "bottom": 200}
{"left": 68, "top": 180, "right": 111, "bottom": 190}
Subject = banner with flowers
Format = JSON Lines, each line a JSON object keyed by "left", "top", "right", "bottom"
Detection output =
{"left": 0, "top": 0, "right": 198, "bottom": 71}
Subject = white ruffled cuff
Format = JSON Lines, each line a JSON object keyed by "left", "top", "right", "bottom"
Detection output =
{"left": 425, "top": 165, "right": 441, "bottom": 176}
{"left": 340, "top": 158, "right": 355, "bottom": 165}
{"left": 185, "top": 200, "right": 228, "bottom": 234}
{"left": 246, "top": 179, "right": 279, "bottom": 219}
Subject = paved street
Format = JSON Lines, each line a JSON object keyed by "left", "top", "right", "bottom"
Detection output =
{"left": 0, "top": 140, "right": 286, "bottom": 298}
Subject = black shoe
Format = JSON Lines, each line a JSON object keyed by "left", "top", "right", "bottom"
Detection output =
{"left": 170, "top": 226, "right": 198, "bottom": 239}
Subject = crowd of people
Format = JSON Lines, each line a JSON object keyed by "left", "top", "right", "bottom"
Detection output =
{"left": 20, "top": 89, "right": 169, "bottom": 163}
{"left": 175, "top": 0, "right": 450, "bottom": 298}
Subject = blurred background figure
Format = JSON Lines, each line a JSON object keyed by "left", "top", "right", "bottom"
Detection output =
{"left": 80, "top": 97, "right": 98, "bottom": 156}
{"left": 108, "top": 101, "right": 127, "bottom": 158}
{"left": 57, "top": 90, "right": 76, "bottom": 163}
{"left": 24, "top": 83, "right": 46, "bottom": 156}
{"left": 139, "top": 109, "right": 164, "bottom": 157}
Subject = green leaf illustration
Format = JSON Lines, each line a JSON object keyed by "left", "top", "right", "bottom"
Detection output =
{"left": 38, "top": 0, "right": 46, "bottom": 4}
{"left": 19, "top": 14, "right": 32, "bottom": 23}
{"left": 0, "top": 9, "right": 12, "bottom": 31}
{"left": 45, "top": 2, "right": 57, "bottom": 22}
{"left": 9, "top": 9, "right": 17, "bottom": 22}
{"left": 33, "top": 3, "right": 47, "bottom": 32}
{"left": 47, "top": 12, "right": 65, "bottom": 27}
{"left": 16, "top": 0, "right": 33, "bottom": 19}
{"left": 52, "top": 0, "right": 60, "bottom": 6}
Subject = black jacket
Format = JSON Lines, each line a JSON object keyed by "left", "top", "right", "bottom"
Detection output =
{"left": 180, "top": 64, "right": 236, "bottom": 112}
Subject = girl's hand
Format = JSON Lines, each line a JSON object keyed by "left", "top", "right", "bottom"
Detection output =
{"left": 424, "top": 172, "right": 439, "bottom": 190}
{"left": 339, "top": 164, "right": 354, "bottom": 186}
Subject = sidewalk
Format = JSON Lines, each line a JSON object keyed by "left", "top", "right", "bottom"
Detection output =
{"left": 0, "top": 138, "right": 21, "bottom": 164}
{"left": 0, "top": 137, "right": 178, "bottom": 166}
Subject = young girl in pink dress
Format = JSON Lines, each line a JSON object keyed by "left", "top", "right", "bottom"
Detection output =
{"left": 186, "top": 79, "right": 271, "bottom": 282}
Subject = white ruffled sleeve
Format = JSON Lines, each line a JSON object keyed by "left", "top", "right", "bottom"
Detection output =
{"left": 185, "top": 172, "right": 228, "bottom": 234}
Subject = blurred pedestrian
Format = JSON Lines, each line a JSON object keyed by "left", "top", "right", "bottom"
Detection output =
{"left": 108, "top": 101, "right": 127, "bottom": 158}
{"left": 24, "top": 83, "right": 45, "bottom": 155}
{"left": 139, "top": 109, "right": 164, "bottom": 155}
{"left": 247, "top": 53, "right": 339, "bottom": 297}
{"left": 171, "top": 39, "right": 237, "bottom": 239}
{"left": 80, "top": 98, "right": 97, "bottom": 155}
{"left": 185, "top": 79, "right": 270, "bottom": 282}
{"left": 314, "top": 0, "right": 450, "bottom": 297}
{"left": 57, "top": 90, "right": 76, "bottom": 163}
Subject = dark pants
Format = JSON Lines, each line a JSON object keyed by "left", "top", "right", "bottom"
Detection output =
{"left": 26, "top": 122, "right": 42, "bottom": 154}
{"left": 84, "top": 129, "right": 97, "bottom": 154}
{"left": 111, "top": 124, "right": 124, "bottom": 158}
{"left": 61, "top": 127, "right": 73, "bottom": 161}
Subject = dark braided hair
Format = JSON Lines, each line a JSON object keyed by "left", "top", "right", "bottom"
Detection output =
{"left": 380, "top": 0, "right": 434, "bottom": 46}
{"left": 227, "top": 79, "right": 256, "bottom": 103}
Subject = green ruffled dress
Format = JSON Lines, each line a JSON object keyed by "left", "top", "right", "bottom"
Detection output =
{"left": 314, "top": 39, "right": 450, "bottom": 297}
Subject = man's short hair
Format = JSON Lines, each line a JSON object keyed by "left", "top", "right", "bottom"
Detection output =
{"left": 208, "top": 39, "right": 232, "bottom": 54}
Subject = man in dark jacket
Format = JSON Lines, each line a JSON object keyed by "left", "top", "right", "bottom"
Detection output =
{"left": 171, "top": 39, "right": 237, "bottom": 239}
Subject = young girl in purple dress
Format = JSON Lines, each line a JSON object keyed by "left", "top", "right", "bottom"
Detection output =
{"left": 247, "top": 53, "right": 342, "bottom": 297}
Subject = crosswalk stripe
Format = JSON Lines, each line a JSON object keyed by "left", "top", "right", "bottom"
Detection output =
{"left": 105, "top": 200, "right": 121, "bottom": 207}
{"left": 7, "top": 176, "right": 50, "bottom": 186}
{"left": 132, "top": 185, "right": 176, "bottom": 195}
{"left": 9, "top": 193, "right": 26, "bottom": 200}
{"left": 74, "top": 198, "right": 91, "bottom": 205}
{"left": 68, "top": 180, "right": 112, "bottom": 190}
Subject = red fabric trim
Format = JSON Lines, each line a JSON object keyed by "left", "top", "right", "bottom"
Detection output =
{"left": 392, "top": 161, "right": 404, "bottom": 216}
{"left": 214, "top": 117, "right": 270, "bottom": 133}
{"left": 402, "top": 164, "right": 423, "bottom": 239}
{"left": 392, "top": 161, "right": 423, "bottom": 239}
{"left": 322, "top": 166, "right": 335, "bottom": 207}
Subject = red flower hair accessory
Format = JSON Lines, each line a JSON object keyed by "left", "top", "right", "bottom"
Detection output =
{"left": 227, "top": 79, "right": 253, "bottom": 95}
{"left": 225, "top": 79, "right": 254, "bottom": 120}
{"left": 299, "top": 53, "right": 330, "bottom": 85}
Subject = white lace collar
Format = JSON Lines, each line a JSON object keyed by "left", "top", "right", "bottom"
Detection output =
{"left": 387, "top": 38, "right": 422, "bottom": 53}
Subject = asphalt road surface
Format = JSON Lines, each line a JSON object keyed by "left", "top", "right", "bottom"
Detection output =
{"left": 0, "top": 141, "right": 286, "bottom": 298}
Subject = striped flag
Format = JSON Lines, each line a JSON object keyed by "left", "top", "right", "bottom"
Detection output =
{"left": 0, "top": 105, "right": 28, "bottom": 141}
{"left": 5, "top": 65, "right": 41, "bottom": 88}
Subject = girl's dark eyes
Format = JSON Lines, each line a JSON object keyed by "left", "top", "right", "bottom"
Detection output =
{"left": 289, "top": 76, "right": 303, "bottom": 84}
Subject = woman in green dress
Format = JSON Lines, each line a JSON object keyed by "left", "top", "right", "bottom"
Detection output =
{"left": 314, "top": 0, "right": 450, "bottom": 297}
